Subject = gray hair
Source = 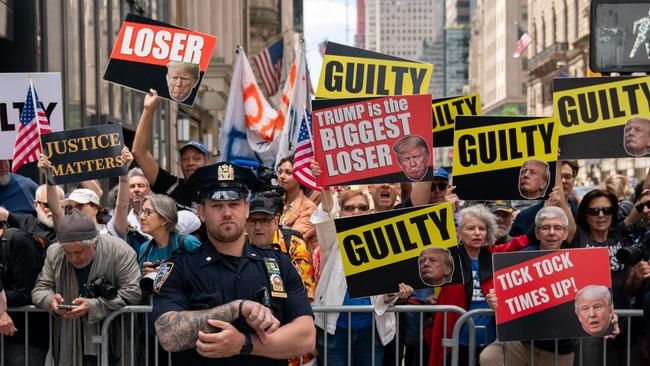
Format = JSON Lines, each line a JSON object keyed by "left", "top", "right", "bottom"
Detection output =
{"left": 142, "top": 194, "right": 178, "bottom": 232}
{"left": 535, "top": 206, "right": 568, "bottom": 228}
{"left": 574, "top": 285, "right": 613, "bottom": 313}
{"left": 35, "top": 184, "right": 64, "bottom": 201}
{"left": 128, "top": 167, "right": 146, "bottom": 179}
{"left": 457, "top": 205, "right": 496, "bottom": 246}
{"left": 61, "top": 238, "right": 96, "bottom": 246}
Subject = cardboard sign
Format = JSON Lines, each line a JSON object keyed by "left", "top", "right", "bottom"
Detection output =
{"left": 554, "top": 76, "right": 650, "bottom": 158}
{"left": 312, "top": 94, "right": 433, "bottom": 186}
{"left": 334, "top": 202, "right": 458, "bottom": 298}
{"left": 494, "top": 248, "right": 612, "bottom": 341}
{"left": 432, "top": 94, "right": 480, "bottom": 147}
{"left": 104, "top": 13, "right": 218, "bottom": 106}
{"left": 316, "top": 42, "right": 433, "bottom": 98}
{"left": 453, "top": 116, "right": 558, "bottom": 200}
{"left": 41, "top": 124, "right": 128, "bottom": 184}
{"left": 0, "top": 73, "right": 63, "bottom": 159}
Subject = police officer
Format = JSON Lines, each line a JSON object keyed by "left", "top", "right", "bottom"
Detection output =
{"left": 152, "top": 162, "right": 315, "bottom": 365}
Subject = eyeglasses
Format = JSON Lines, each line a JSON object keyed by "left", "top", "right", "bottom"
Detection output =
{"left": 342, "top": 204, "right": 369, "bottom": 212}
{"left": 431, "top": 182, "right": 448, "bottom": 192}
{"left": 139, "top": 208, "right": 156, "bottom": 218}
{"left": 538, "top": 225, "right": 566, "bottom": 233}
{"left": 35, "top": 201, "right": 49, "bottom": 209}
{"left": 587, "top": 207, "right": 614, "bottom": 216}
{"left": 635, "top": 201, "right": 650, "bottom": 213}
{"left": 246, "top": 216, "right": 275, "bottom": 226}
{"left": 560, "top": 174, "right": 575, "bottom": 182}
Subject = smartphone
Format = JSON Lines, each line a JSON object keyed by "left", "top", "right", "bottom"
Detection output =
{"left": 57, "top": 304, "right": 80, "bottom": 310}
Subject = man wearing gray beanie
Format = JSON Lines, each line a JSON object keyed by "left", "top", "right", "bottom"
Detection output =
{"left": 31, "top": 210, "right": 141, "bottom": 366}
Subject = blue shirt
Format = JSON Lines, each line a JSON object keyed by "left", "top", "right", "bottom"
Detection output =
{"left": 459, "top": 259, "right": 496, "bottom": 346}
{"left": 0, "top": 174, "right": 37, "bottom": 215}
{"left": 337, "top": 289, "right": 372, "bottom": 329}
{"left": 138, "top": 232, "right": 201, "bottom": 267}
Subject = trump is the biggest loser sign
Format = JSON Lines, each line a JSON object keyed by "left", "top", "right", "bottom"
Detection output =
{"left": 104, "top": 13, "right": 218, "bottom": 106}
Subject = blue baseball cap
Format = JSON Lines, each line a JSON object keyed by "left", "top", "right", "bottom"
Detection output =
{"left": 179, "top": 141, "right": 208, "bottom": 157}
{"left": 433, "top": 167, "right": 450, "bottom": 180}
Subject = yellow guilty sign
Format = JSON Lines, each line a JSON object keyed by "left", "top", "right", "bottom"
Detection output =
{"left": 554, "top": 76, "right": 650, "bottom": 136}
{"left": 453, "top": 117, "right": 558, "bottom": 176}
{"left": 432, "top": 94, "right": 480, "bottom": 133}
{"left": 316, "top": 55, "right": 433, "bottom": 98}
{"left": 336, "top": 202, "right": 457, "bottom": 276}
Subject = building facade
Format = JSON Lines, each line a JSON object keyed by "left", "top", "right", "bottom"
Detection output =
{"left": 468, "top": 0, "right": 527, "bottom": 115}
{"left": 355, "top": 0, "right": 365, "bottom": 48}
{"left": 365, "top": 0, "right": 436, "bottom": 58}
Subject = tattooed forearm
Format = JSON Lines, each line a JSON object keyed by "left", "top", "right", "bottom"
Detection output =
{"left": 155, "top": 300, "right": 240, "bottom": 352}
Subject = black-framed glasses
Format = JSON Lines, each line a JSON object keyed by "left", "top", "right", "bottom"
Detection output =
{"left": 35, "top": 201, "right": 49, "bottom": 209}
{"left": 587, "top": 207, "right": 614, "bottom": 216}
{"left": 635, "top": 201, "right": 650, "bottom": 213}
{"left": 140, "top": 208, "right": 156, "bottom": 218}
{"left": 431, "top": 182, "right": 448, "bottom": 192}
{"left": 342, "top": 204, "right": 369, "bottom": 212}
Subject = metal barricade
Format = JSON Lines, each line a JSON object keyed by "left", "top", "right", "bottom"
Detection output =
{"left": 0, "top": 306, "right": 52, "bottom": 366}
{"left": 96, "top": 304, "right": 467, "bottom": 366}
{"left": 450, "top": 308, "right": 645, "bottom": 366}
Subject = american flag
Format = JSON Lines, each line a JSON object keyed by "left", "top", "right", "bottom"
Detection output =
{"left": 252, "top": 38, "right": 284, "bottom": 97}
{"left": 12, "top": 81, "right": 52, "bottom": 173}
{"left": 318, "top": 40, "right": 328, "bottom": 58}
{"left": 513, "top": 25, "right": 532, "bottom": 58}
{"left": 292, "top": 111, "right": 320, "bottom": 191}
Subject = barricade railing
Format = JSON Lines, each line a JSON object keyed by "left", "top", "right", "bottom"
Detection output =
{"left": 450, "top": 308, "right": 645, "bottom": 366}
{"left": 97, "top": 304, "right": 466, "bottom": 366}
{"left": 1, "top": 305, "right": 643, "bottom": 366}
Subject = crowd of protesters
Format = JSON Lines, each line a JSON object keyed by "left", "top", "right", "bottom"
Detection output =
{"left": 0, "top": 91, "right": 649, "bottom": 366}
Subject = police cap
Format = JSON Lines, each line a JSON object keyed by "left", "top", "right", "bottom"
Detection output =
{"left": 188, "top": 162, "right": 258, "bottom": 201}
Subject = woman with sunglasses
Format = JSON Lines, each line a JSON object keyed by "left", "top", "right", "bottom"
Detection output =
{"left": 277, "top": 157, "right": 317, "bottom": 251}
{"left": 310, "top": 161, "right": 413, "bottom": 366}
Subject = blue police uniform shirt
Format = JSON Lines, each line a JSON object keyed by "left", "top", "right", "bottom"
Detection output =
{"left": 152, "top": 239, "right": 313, "bottom": 365}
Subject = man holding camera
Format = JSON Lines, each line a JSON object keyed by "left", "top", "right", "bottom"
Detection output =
{"left": 31, "top": 210, "right": 141, "bottom": 366}
{"left": 152, "top": 162, "right": 315, "bottom": 365}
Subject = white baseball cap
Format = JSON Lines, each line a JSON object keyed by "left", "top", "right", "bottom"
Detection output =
{"left": 61, "top": 189, "right": 100, "bottom": 206}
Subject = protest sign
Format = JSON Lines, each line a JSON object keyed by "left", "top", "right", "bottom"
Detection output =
{"left": 334, "top": 202, "right": 458, "bottom": 298}
{"left": 312, "top": 94, "right": 433, "bottom": 186}
{"left": 432, "top": 94, "right": 480, "bottom": 147}
{"left": 0, "top": 73, "right": 63, "bottom": 160}
{"left": 104, "top": 13, "right": 218, "bottom": 106}
{"left": 41, "top": 124, "right": 127, "bottom": 184}
{"left": 493, "top": 248, "right": 612, "bottom": 341}
{"left": 554, "top": 76, "right": 650, "bottom": 158}
{"left": 316, "top": 42, "right": 433, "bottom": 98}
{"left": 452, "top": 116, "right": 558, "bottom": 200}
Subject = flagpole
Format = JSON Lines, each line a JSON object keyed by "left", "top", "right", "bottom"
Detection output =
{"left": 28, "top": 75, "right": 44, "bottom": 153}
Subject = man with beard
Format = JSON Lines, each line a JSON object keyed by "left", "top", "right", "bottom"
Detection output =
{"left": 487, "top": 201, "right": 514, "bottom": 245}
{"left": 368, "top": 183, "right": 399, "bottom": 212}
{"left": 153, "top": 162, "right": 315, "bottom": 365}
{"left": 0, "top": 184, "right": 64, "bottom": 249}
{"left": 0, "top": 160, "right": 38, "bottom": 215}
